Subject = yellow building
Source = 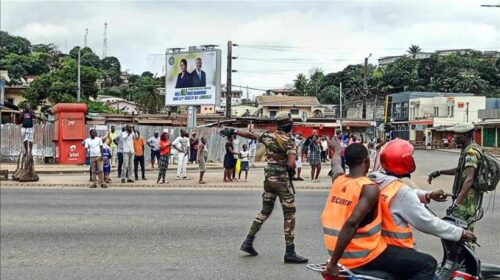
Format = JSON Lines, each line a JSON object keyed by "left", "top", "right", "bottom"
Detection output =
{"left": 256, "top": 95, "right": 321, "bottom": 118}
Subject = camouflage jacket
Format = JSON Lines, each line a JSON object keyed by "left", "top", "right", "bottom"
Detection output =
{"left": 258, "top": 131, "right": 296, "bottom": 178}
{"left": 452, "top": 143, "right": 483, "bottom": 196}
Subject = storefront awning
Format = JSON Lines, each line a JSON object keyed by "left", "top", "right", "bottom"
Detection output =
{"left": 409, "top": 119, "right": 433, "bottom": 125}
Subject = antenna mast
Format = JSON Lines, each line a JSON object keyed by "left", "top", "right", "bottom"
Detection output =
{"left": 102, "top": 22, "right": 108, "bottom": 58}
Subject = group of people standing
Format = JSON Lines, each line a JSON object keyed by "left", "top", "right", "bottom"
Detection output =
{"left": 223, "top": 134, "right": 253, "bottom": 182}
{"left": 83, "top": 127, "right": 210, "bottom": 187}
{"left": 292, "top": 130, "right": 386, "bottom": 184}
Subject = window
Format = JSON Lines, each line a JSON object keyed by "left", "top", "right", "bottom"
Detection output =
{"left": 447, "top": 106, "right": 454, "bottom": 117}
{"left": 290, "top": 109, "right": 299, "bottom": 115}
{"left": 401, "top": 102, "right": 408, "bottom": 118}
{"left": 269, "top": 111, "right": 277, "bottom": 118}
{"left": 7, "top": 98, "right": 14, "bottom": 104}
{"left": 434, "top": 107, "right": 439, "bottom": 117}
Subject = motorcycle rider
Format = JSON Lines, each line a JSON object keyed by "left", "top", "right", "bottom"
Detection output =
{"left": 323, "top": 143, "right": 437, "bottom": 280}
{"left": 369, "top": 139, "right": 475, "bottom": 251}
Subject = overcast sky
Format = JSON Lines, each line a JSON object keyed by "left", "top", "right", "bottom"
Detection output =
{"left": 2, "top": 0, "right": 499, "bottom": 97}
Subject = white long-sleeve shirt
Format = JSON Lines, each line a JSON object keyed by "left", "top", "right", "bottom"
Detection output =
{"left": 369, "top": 171, "right": 463, "bottom": 242}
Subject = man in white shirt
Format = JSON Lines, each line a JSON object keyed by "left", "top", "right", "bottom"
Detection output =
{"left": 85, "top": 129, "right": 106, "bottom": 188}
{"left": 172, "top": 129, "right": 190, "bottom": 179}
{"left": 121, "top": 125, "right": 137, "bottom": 183}
{"left": 147, "top": 132, "right": 160, "bottom": 168}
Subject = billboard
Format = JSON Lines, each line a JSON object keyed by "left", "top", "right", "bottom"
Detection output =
{"left": 165, "top": 50, "right": 221, "bottom": 106}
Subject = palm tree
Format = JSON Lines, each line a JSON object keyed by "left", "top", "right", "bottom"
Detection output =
{"left": 134, "top": 76, "right": 162, "bottom": 114}
{"left": 407, "top": 45, "right": 422, "bottom": 59}
{"left": 293, "top": 73, "right": 308, "bottom": 96}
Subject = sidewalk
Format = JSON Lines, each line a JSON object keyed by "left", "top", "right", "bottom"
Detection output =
{"left": 0, "top": 162, "right": 267, "bottom": 174}
{"left": 0, "top": 165, "right": 333, "bottom": 190}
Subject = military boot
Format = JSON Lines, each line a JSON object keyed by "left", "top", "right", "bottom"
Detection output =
{"left": 240, "top": 234, "right": 258, "bottom": 256}
{"left": 284, "top": 244, "right": 308, "bottom": 263}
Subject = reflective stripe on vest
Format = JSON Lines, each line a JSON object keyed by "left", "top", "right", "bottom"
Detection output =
{"left": 321, "top": 175, "right": 387, "bottom": 269}
{"left": 324, "top": 223, "right": 382, "bottom": 239}
{"left": 380, "top": 180, "right": 415, "bottom": 248}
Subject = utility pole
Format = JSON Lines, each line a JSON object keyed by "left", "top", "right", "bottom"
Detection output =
{"left": 77, "top": 47, "right": 81, "bottom": 102}
{"left": 373, "top": 95, "right": 377, "bottom": 138}
{"left": 225, "top": 41, "right": 238, "bottom": 118}
{"left": 84, "top": 28, "right": 88, "bottom": 48}
{"left": 363, "top": 54, "right": 372, "bottom": 119}
{"left": 102, "top": 22, "right": 108, "bottom": 58}
{"left": 339, "top": 82, "right": 343, "bottom": 132}
{"left": 226, "top": 41, "right": 232, "bottom": 119}
{"left": 466, "top": 102, "right": 469, "bottom": 122}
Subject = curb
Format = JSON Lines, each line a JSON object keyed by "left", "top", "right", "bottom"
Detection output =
{"left": 434, "top": 149, "right": 500, "bottom": 158}
{"left": 0, "top": 182, "right": 331, "bottom": 190}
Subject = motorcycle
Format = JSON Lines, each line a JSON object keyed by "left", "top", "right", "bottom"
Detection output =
{"left": 307, "top": 215, "right": 500, "bottom": 280}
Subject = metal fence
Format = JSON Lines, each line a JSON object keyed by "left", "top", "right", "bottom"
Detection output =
{"left": 0, "top": 124, "right": 55, "bottom": 164}
{"left": 1, "top": 123, "right": 258, "bottom": 164}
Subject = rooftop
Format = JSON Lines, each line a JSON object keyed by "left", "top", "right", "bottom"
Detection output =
{"left": 256, "top": 95, "right": 320, "bottom": 106}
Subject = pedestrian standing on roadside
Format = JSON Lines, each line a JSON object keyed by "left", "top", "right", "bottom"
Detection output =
{"left": 197, "top": 137, "right": 208, "bottom": 184}
{"left": 172, "top": 129, "right": 190, "bottom": 180}
{"left": 372, "top": 137, "right": 387, "bottom": 172}
{"left": 307, "top": 132, "right": 322, "bottom": 182}
{"left": 107, "top": 126, "right": 119, "bottom": 168}
{"left": 232, "top": 135, "right": 240, "bottom": 180}
{"left": 121, "top": 125, "right": 137, "bottom": 183}
{"left": 189, "top": 132, "right": 199, "bottom": 164}
{"left": 293, "top": 133, "right": 304, "bottom": 181}
{"left": 248, "top": 138, "right": 257, "bottom": 167}
{"left": 223, "top": 135, "right": 238, "bottom": 182}
{"left": 321, "top": 136, "right": 328, "bottom": 162}
{"left": 328, "top": 131, "right": 344, "bottom": 182}
{"left": 238, "top": 144, "right": 250, "bottom": 182}
{"left": 157, "top": 130, "right": 171, "bottom": 184}
{"left": 133, "top": 131, "right": 147, "bottom": 181}
{"left": 19, "top": 103, "right": 35, "bottom": 154}
{"left": 147, "top": 132, "right": 160, "bottom": 169}
{"left": 102, "top": 136, "right": 112, "bottom": 184}
{"left": 114, "top": 127, "right": 126, "bottom": 178}
{"left": 85, "top": 129, "right": 106, "bottom": 188}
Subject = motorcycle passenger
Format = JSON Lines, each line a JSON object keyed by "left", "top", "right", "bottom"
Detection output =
{"left": 322, "top": 143, "right": 437, "bottom": 280}
{"left": 369, "top": 139, "right": 475, "bottom": 250}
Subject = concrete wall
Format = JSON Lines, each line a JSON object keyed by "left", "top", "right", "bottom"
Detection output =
{"left": 346, "top": 100, "right": 385, "bottom": 120}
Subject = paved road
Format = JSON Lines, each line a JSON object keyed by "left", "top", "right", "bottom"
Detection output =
{"left": 2, "top": 150, "right": 499, "bottom": 279}
{"left": 1, "top": 187, "right": 499, "bottom": 280}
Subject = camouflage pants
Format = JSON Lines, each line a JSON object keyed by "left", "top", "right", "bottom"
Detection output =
{"left": 248, "top": 178, "right": 296, "bottom": 246}
{"left": 452, "top": 188, "right": 481, "bottom": 232}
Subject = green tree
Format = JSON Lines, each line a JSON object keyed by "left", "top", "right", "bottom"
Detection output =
{"left": 407, "top": 45, "right": 422, "bottom": 58}
{"left": 132, "top": 76, "right": 163, "bottom": 114}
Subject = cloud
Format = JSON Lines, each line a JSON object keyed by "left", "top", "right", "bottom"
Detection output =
{"left": 2, "top": 0, "right": 499, "bottom": 96}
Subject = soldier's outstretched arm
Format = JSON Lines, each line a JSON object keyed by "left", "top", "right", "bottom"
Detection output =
{"left": 235, "top": 130, "right": 258, "bottom": 140}
{"left": 220, "top": 128, "right": 258, "bottom": 140}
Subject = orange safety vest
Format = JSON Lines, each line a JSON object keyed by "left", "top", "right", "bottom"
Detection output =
{"left": 321, "top": 175, "right": 387, "bottom": 269}
{"left": 380, "top": 180, "right": 415, "bottom": 248}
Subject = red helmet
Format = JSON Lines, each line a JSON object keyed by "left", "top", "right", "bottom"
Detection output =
{"left": 380, "top": 139, "right": 416, "bottom": 176}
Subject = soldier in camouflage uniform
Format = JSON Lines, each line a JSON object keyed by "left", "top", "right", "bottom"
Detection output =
{"left": 428, "top": 123, "right": 483, "bottom": 231}
{"left": 219, "top": 115, "right": 308, "bottom": 263}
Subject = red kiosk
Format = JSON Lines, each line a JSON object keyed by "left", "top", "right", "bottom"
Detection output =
{"left": 53, "top": 103, "right": 87, "bottom": 164}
